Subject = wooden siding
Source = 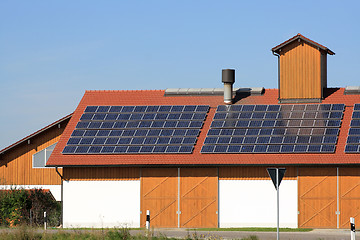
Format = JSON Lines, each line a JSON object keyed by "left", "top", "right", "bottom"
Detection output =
{"left": 279, "top": 41, "right": 322, "bottom": 100}
{"left": 219, "top": 166, "right": 297, "bottom": 180}
{"left": 0, "top": 123, "right": 68, "bottom": 185}
{"left": 63, "top": 167, "right": 140, "bottom": 180}
{"left": 140, "top": 168, "right": 178, "bottom": 227}
{"left": 180, "top": 168, "right": 218, "bottom": 228}
{"left": 298, "top": 167, "right": 337, "bottom": 228}
{"left": 339, "top": 168, "right": 360, "bottom": 228}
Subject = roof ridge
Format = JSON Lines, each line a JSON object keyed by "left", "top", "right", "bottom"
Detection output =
{"left": 85, "top": 89, "right": 165, "bottom": 93}
{"left": 272, "top": 33, "right": 335, "bottom": 55}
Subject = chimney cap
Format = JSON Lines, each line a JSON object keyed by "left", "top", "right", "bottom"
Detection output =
{"left": 222, "top": 69, "right": 235, "bottom": 84}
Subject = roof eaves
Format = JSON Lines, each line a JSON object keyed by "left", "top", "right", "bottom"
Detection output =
{"left": 271, "top": 33, "right": 335, "bottom": 55}
{"left": 0, "top": 113, "right": 73, "bottom": 155}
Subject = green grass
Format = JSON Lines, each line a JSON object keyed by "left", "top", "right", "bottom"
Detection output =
{"left": 0, "top": 226, "right": 260, "bottom": 240}
{"left": 189, "top": 227, "right": 313, "bottom": 232}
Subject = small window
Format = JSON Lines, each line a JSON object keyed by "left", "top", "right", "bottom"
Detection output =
{"left": 32, "top": 143, "right": 57, "bottom": 168}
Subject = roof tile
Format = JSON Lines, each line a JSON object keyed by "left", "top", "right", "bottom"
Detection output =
{"left": 47, "top": 88, "right": 360, "bottom": 166}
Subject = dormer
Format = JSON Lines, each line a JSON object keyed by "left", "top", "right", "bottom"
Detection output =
{"left": 272, "top": 34, "right": 335, "bottom": 103}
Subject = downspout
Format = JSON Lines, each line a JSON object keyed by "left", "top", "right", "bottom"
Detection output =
{"left": 55, "top": 167, "right": 65, "bottom": 228}
{"left": 272, "top": 51, "right": 280, "bottom": 102}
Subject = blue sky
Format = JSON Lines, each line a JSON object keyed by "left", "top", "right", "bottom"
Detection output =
{"left": 1, "top": 0, "right": 359, "bottom": 149}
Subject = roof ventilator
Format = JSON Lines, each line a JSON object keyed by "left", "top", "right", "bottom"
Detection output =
{"left": 222, "top": 69, "right": 235, "bottom": 104}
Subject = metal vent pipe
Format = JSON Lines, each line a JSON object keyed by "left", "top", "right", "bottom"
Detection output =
{"left": 222, "top": 69, "right": 235, "bottom": 104}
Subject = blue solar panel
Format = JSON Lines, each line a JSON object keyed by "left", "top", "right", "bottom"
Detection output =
{"left": 127, "top": 146, "right": 141, "bottom": 153}
{"left": 144, "top": 137, "right": 157, "bottom": 145}
{"left": 101, "top": 146, "right": 115, "bottom": 153}
{"left": 204, "top": 137, "right": 217, "bottom": 144}
{"left": 166, "top": 146, "right": 180, "bottom": 153}
{"left": 118, "top": 138, "right": 131, "bottom": 144}
{"left": 307, "top": 145, "right": 322, "bottom": 152}
{"left": 183, "top": 137, "right": 197, "bottom": 144}
{"left": 153, "top": 145, "right": 167, "bottom": 153}
{"left": 89, "top": 146, "right": 102, "bottom": 153}
{"left": 294, "top": 145, "right": 308, "bottom": 153}
{"left": 93, "top": 138, "right": 106, "bottom": 145}
{"left": 109, "top": 106, "right": 122, "bottom": 112}
{"left": 173, "top": 129, "right": 186, "bottom": 136}
{"left": 321, "top": 145, "right": 336, "bottom": 153}
{"left": 281, "top": 145, "right": 294, "bottom": 153}
{"left": 201, "top": 145, "right": 215, "bottom": 153}
{"left": 63, "top": 146, "right": 77, "bottom": 153}
{"left": 345, "top": 145, "right": 358, "bottom": 153}
{"left": 114, "top": 146, "right": 128, "bottom": 153}
{"left": 202, "top": 104, "right": 344, "bottom": 154}
{"left": 267, "top": 145, "right": 281, "bottom": 152}
{"left": 105, "top": 138, "right": 119, "bottom": 145}
{"left": 76, "top": 122, "right": 89, "bottom": 129}
{"left": 75, "top": 146, "right": 90, "bottom": 153}
{"left": 241, "top": 145, "right": 254, "bottom": 152}
{"left": 179, "top": 145, "right": 193, "bottom": 153}
{"left": 227, "top": 145, "right": 241, "bottom": 153}
{"left": 140, "top": 146, "right": 154, "bottom": 153}
{"left": 131, "top": 138, "right": 144, "bottom": 145}
{"left": 122, "top": 106, "right": 135, "bottom": 112}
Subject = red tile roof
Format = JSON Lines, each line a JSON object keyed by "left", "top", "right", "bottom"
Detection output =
{"left": 272, "top": 33, "right": 335, "bottom": 55}
{"left": 0, "top": 113, "right": 72, "bottom": 155}
{"left": 47, "top": 88, "right": 360, "bottom": 166}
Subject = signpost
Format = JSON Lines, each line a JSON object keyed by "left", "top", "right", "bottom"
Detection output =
{"left": 267, "top": 168, "right": 286, "bottom": 240}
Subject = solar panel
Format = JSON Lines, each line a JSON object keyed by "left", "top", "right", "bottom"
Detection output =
{"left": 202, "top": 104, "right": 344, "bottom": 154}
{"left": 345, "top": 104, "right": 360, "bottom": 153}
{"left": 63, "top": 105, "right": 209, "bottom": 154}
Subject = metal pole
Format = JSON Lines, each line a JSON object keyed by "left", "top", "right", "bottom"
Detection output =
{"left": 351, "top": 217, "right": 356, "bottom": 240}
{"left": 44, "top": 211, "right": 47, "bottom": 230}
{"left": 146, "top": 210, "right": 150, "bottom": 230}
{"left": 277, "top": 168, "right": 279, "bottom": 240}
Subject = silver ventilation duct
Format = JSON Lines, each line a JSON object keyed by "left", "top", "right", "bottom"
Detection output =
{"left": 222, "top": 69, "right": 235, "bottom": 104}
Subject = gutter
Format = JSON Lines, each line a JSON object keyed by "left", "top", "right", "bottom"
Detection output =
{"left": 55, "top": 167, "right": 66, "bottom": 180}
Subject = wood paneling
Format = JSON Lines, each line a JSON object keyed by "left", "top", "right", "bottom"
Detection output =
{"left": 180, "top": 168, "right": 218, "bottom": 228}
{"left": 339, "top": 168, "right": 360, "bottom": 228}
{"left": 0, "top": 123, "right": 68, "bottom": 185}
{"left": 140, "top": 168, "right": 178, "bottom": 227}
{"left": 63, "top": 167, "right": 139, "bottom": 180}
{"left": 279, "top": 41, "right": 323, "bottom": 100}
{"left": 298, "top": 167, "right": 337, "bottom": 228}
{"left": 219, "top": 166, "right": 297, "bottom": 180}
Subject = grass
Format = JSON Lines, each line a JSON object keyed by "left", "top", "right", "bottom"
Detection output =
{"left": 190, "top": 227, "right": 313, "bottom": 232}
{"left": 0, "top": 225, "right": 260, "bottom": 240}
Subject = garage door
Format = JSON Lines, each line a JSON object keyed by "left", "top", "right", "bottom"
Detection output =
{"left": 180, "top": 168, "right": 218, "bottom": 228}
{"left": 140, "top": 168, "right": 178, "bottom": 227}
{"left": 298, "top": 167, "right": 337, "bottom": 228}
{"left": 141, "top": 168, "right": 218, "bottom": 228}
{"left": 339, "top": 168, "right": 360, "bottom": 228}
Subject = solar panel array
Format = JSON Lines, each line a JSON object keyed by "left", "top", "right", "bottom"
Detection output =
{"left": 345, "top": 104, "right": 360, "bottom": 153}
{"left": 63, "top": 105, "right": 209, "bottom": 154}
{"left": 201, "top": 104, "right": 345, "bottom": 154}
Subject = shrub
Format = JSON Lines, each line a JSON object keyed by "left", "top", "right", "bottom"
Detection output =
{"left": 0, "top": 187, "right": 61, "bottom": 227}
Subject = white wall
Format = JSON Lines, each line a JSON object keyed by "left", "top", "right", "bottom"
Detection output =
{"left": 0, "top": 185, "right": 61, "bottom": 201}
{"left": 63, "top": 180, "right": 140, "bottom": 228}
{"left": 219, "top": 180, "right": 297, "bottom": 228}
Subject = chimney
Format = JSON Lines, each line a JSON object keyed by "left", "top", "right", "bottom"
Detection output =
{"left": 222, "top": 69, "right": 235, "bottom": 104}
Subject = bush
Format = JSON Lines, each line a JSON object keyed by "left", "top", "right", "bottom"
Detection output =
{"left": 0, "top": 187, "right": 61, "bottom": 227}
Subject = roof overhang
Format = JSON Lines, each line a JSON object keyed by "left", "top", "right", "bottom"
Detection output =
{"left": 272, "top": 33, "right": 335, "bottom": 55}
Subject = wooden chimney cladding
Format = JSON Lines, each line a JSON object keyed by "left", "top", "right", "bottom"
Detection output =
{"left": 272, "top": 34, "right": 334, "bottom": 103}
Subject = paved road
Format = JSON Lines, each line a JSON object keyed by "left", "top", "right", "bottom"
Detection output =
{"left": 130, "top": 228, "right": 353, "bottom": 240}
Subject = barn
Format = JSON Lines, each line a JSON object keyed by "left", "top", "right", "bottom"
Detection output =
{"left": 46, "top": 34, "right": 360, "bottom": 229}
{"left": 0, "top": 113, "right": 72, "bottom": 201}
